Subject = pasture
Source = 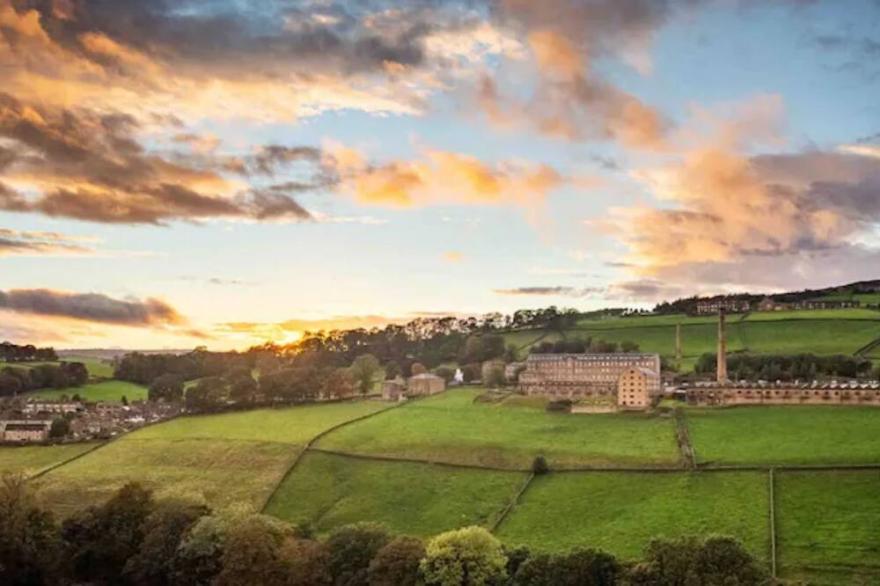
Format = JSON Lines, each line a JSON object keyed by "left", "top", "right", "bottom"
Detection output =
{"left": 497, "top": 471, "right": 769, "bottom": 561}
{"left": 777, "top": 470, "right": 880, "bottom": 584}
{"left": 32, "top": 400, "right": 390, "bottom": 515}
{"left": 0, "top": 442, "right": 100, "bottom": 477}
{"left": 686, "top": 406, "right": 880, "bottom": 466}
{"left": 317, "top": 388, "right": 680, "bottom": 469}
{"left": 29, "top": 380, "right": 148, "bottom": 403}
{"left": 266, "top": 451, "right": 526, "bottom": 536}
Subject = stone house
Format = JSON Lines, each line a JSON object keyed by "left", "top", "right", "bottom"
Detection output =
{"left": 24, "top": 400, "right": 82, "bottom": 415}
{"left": 407, "top": 373, "right": 445, "bottom": 396}
{"left": 382, "top": 377, "right": 407, "bottom": 401}
{"left": 1, "top": 420, "right": 51, "bottom": 443}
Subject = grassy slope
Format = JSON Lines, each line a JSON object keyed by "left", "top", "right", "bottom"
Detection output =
{"left": 2, "top": 357, "right": 114, "bottom": 378}
{"left": 32, "top": 400, "right": 389, "bottom": 516}
{"left": 0, "top": 443, "right": 101, "bottom": 477}
{"left": 29, "top": 380, "right": 148, "bottom": 403}
{"left": 687, "top": 406, "right": 880, "bottom": 466}
{"left": 266, "top": 451, "right": 526, "bottom": 536}
{"left": 777, "top": 470, "right": 880, "bottom": 584}
{"left": 318, "top": 389, "right": 680, "bottom": 469}
{"left": 497, "top": 471, "right": 769, "bottom": 561}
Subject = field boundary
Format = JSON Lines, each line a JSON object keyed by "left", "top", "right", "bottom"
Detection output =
{"left": 854, "top": 335, "right": 880, "bottom": 357}
{"left": 26, "top": 440, "right": 110, "bottom": 481}
{"left": 308, "top": 447, "right": 530, "bottom": 473}
{"left": 260, "top": 400, "right": 408, "bottom": 513}
{"left": 768, "top": 468, "right": 778, "bottom": 579}
{"left": 674, "top": 408, "right": 696, "bottom": 469}
{"left": 489, "top": 472, "right": 535, "bottom": 532}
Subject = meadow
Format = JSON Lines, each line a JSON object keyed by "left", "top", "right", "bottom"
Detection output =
{"left": 777, "top": 470, "right": 880, "bottom": 584}
{"left": 29, "top": 380, "right": 148, "bottom": 403}
{"left": 497, "top": 471, "right": 769, "bottom": 561}
{"left": 317, "top": 388, "right": 681, "bottom": 469}
{"left": 32, "top": 400, "right": 390, "bottom": 516}
{"left": 0, "top": 442, "right": 100, "bottom": 477}
{"left": 266, "top": 451, "right": 526, "bottom": 536}
{"left": 686, "top": 406, "right": 880, "bottom": 466}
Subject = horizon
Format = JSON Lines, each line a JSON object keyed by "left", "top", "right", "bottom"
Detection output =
{"left": 2, "top": 0, "right": 880, "bottom": 351}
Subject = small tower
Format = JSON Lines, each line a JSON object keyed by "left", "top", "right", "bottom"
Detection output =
{"left": 675, "top": 323, "right": 682, "bottom": 364}
{"left": 717, "top": 309, "right": 728, "bottom": 383}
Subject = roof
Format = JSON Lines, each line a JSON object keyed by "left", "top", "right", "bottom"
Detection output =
{"left": 409, "top": 373, "right": 444, "bottom": 380}
{"left": 620, "top": 366, "right": 658, "bottom": 377}
{"left": 3, "top": 422, "right": 49, "bottom": 432}
{"left": 527, "top": 352, "right": 659, "bottom": 362}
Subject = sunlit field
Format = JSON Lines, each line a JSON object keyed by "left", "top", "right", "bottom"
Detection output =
{"left": 0, "top": 443, "right": 101, "bottom": 477}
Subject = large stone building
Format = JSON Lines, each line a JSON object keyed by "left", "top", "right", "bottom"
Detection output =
{"left": 1, "top": 420, "right": 51, "bottom": 443}
{"left": 519, "top": 353, "right": 661, "bottom": 409}
{"left": 686, "top": 381, "right": 880, "bottom": 406}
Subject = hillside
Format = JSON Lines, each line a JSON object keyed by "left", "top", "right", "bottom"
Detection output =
{"left": 5, "top": 388, "right": 880, "bottom": 584}
{"left": 501, "top": 307, "right": 880, "bottom": 371}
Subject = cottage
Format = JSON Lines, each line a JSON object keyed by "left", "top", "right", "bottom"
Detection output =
{"left": 407, "top": 373, "right": 445, "bottom": 396}
{"left": 382, "top": 377, "right": 407, "bottom": 401}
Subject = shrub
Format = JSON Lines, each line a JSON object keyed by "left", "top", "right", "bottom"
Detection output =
{"left": 545, "top": 399, "right": 572, "bottom": 413}
{"left": 531, "top": 456, "right": 550, "bottom": 475}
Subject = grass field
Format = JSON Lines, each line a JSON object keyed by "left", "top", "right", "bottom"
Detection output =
{"left": 0, "top": 443, "right": 101, "bottom": 477}
{"left": 266, "top": 451, "right": 526, "bottom": 536}
{"left": 777, "top": 470, "right": 880, "bottom": 584}
{"left": 687, "top": 406, "right": 880, "bottom": 466}
{"left": 32, "top": 400, "right": 390, "bottom": 516}
{"left": 317, "top": 389, "right": 680, "bottom": 469}
{"left": 497, "top": 471, "right": 769, "bottom": 561}
{"left": 742, "top": 309, "right": 880, "bottom": 322}
{"left": 2, "top": 357, "right": 115, "bottom": 378}
{"left": 29, "top": 380, "right": 148, "bottom": 403}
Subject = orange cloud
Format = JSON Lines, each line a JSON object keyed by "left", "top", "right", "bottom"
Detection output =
{"left": 328, "top": 146, "right": 566, "bottom": 209}
{"left": 442, "top": 251, "right": 464, "bottom": 263}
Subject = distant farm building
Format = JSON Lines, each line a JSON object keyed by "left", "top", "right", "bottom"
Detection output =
{"left": 407, "top": 373, "right": 446, "bottom": 396}
{"left": 694, "top": 298, "right": 751, "bottom": 315}
{"left": 1, "top": 420, "right": 51, "bottom": 443}
{"left": 382, "top": 377, "right": 407, "bottom": 401}
{"left": 519, "top": 353, "right": 661, "bottom": 410}
{"left": 757, "top": 296, "right": 860, "bottom": 312}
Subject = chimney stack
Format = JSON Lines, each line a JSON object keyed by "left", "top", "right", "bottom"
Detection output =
{"left": 717, "top": 309, "right": 728, "bottom": 383}
{"left": 675, "top": 323, "right": 682, "bottom": 364}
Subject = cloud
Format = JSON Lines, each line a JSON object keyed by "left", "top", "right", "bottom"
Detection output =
{"left": 494, "top": 286, "right": 605, "bottom": 297}
{"left": 0, "top": 289, "right": 186, "bottom": 326}
{"left": 609, "top": 94, "right": 880, "bottom": 292}
{"left": 0, "top": 93, "right": 314, "bottom": 224}
{"left": 214, "top": 314, "right": 412, "bottom": 343}
{"left": 327, "top": 145, "right": 566, "bottom": 209}
{"left": 442, "top": 251, "right": 464, "bottom": 263}
{"left": 0, "top": 228, "right": 96, "bottom": 257}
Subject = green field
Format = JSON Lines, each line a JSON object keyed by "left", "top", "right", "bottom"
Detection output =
{"left": 29, "top": 380, "right": 148, "bottom": 403}
{"left": 743, "top": 309, "right": 880, "bottom": 321}
{"left": 497, "top": 471, "right": 769, "bottom": 561}
{"left": 267, "top": 451, "right": 526, "bottom": 536}
{"left": 687, "top": 406, "right": 880, "bottom": 466}
{"left": 777, "top": 470, "right": 880, "bottom": 584}
{"left": 2, "top": 357, "right": 115, "bottom": 378}
{"left": 317, "top": 389, "right": 680, "bottom": 469}
{"left": 0, "top": 443, "right": 101, "bottom": 477}
{"left": 32, "top": 400, "right": 389, "bottom": 516}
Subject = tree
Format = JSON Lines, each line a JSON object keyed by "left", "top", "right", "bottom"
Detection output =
{"left": 322, "top": 367, "right": 355, "bottom": 399}
{"left": 123, "top": 498, "right": 209, "bottom": 585}
{"left": 61, "top": 482, "right": 154, "bottom": 584}
{"left": 325, "top": 522, "right": 390, "bottom": 586}
{"left": 385, "top": 361, "right": 402, "bottom": 380}
{"left": 513, "top": 548, "right": 619, "bottom": 585}
{"left": 483, "top": 363, "right": 506, "bottom": 388}
{"left": 349, "top": 354, "right": 382, "bottom": 396}
{"left": 226, "top": 367, "right": 258, "bottom": 403}
{"left": 368, "top": 536, "right": 426, "bottom": 586}
{"left": 411, "top": 362, "right": 428, "bottom": 376}
{"left": 531, "top": 455, "right": 549, "bottom": 475}
{"left": 0, "top": 475, "right": 61, "bottom": 585}
{"left": 172, "top": 514, "right": 230, "bottom": 586}
{"left": 149, "top": 373, "right": 185, "bottom": 402}
{"left": 62, "top": 362, "right": 89, "bottom": 386}
{"left": 0, "top": 373, "right": 22, "bottom": 397}
{"left": 49, "top": 417, "right": 70, "bottom": 439}
{"left": 420, "top": 526, "right": 507, "bottom": 586}
{"left": 185, "top": 377, "right": 228, "bottom": 411}
{"left": 626, "top": 535, "right": 767, "bottom": 585}
{"left": 215, "top": 515, "right": 293, "bottom": 586}
{"left": 280, "top": 538, "right": 332, "bottom": 586}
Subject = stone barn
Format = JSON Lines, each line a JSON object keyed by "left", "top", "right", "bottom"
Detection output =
{"left": 1, "top": 421, "right": 50, "bottom": 443}
{"left": 382, "top": 377, "right": 406, "bottom": 401}
{"left": 407, "top": 373, "right": 445, "bottom": 396}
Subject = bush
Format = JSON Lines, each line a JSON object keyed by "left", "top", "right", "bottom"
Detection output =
{"left": 531, "top": 455, "right": 549, "bottom": 475}
{"left": 326, "top": 522, "right": 390, "bottom": 586}
{"left": 545, "top": 399, "right": 572, "bottom": 413}
{"left": 367, "top": 536, "right": 425, "bottom": 586}
{"left": 420, "top": 526, "right": 507, "bottom": 586}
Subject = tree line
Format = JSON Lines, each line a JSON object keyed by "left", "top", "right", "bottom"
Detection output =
{"left": 1, "top": 476, "right": 769, "bottom": 586}
{"left": 0, "top": 362, "right": 89, "bottom": 397}
{"left": 529, "top": 337, "right": 640, "bottom": 355}
{"left": 0, "top": 341, "right": 57, "bottom": 362}
{"left": 695, "top": 353, "right": 878, "bottom": 381}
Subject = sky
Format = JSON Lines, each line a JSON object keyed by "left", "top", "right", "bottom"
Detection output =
{"left": 1, "top": 0, "right": 879, "bottom": 350}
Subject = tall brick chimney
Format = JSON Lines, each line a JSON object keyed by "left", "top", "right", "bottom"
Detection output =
{"left": 675, "top": 323, "right": 682, "bottom": 363}
{"left": 717, "top": 309, "right": 728, "bottom": 383}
